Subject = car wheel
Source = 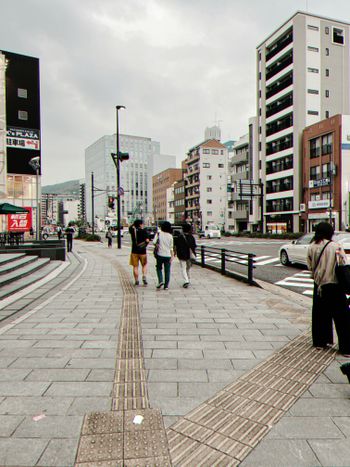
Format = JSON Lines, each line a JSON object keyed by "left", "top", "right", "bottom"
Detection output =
{"left": 280, "top": 250, "right": 290, "bottom": 266}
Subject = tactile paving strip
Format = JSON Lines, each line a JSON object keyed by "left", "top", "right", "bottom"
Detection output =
{"left": 167, "top": 331, "right": 337, "bottom": 465}
{"left": 75, "top": 257, "right": 171, "bottom": 466}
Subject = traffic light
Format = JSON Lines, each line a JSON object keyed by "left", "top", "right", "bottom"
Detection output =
{"left": 108, "top": 196, "right": 115, "bottom": 209}
{"left": 119, "top": 152, "right": 129, "bottom": 162}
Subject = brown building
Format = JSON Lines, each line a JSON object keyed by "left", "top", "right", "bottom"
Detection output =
{"left": 152, "top": 168, "right": 183, "bottom": 222}
{"left": 174, "top": 178, "right": 186, "bottom": 224}
{"left": 301, "top": 114, "right": 350, "bottom": 231}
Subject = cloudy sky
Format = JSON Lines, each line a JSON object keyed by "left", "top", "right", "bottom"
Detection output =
{"left": 1, "top": 0, "right": 350, "bottom": 185}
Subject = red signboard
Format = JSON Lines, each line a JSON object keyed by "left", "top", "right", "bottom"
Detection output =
{"left": 8, "top": 207, "right": 32, "bottom": 232}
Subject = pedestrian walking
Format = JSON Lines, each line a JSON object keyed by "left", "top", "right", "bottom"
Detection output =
{"left": 153, "top": 221, "right": 174, "bottom": 290}
{"left": 174, "top": 223, "right": 197, "bottom": 288}
{"left": 307, "top": 221, "right": 350, "bottom": 357}
{"left": 106, "top": 228, "right": 113, "bottom": 248}
{"left": 57, "top": 226, "right": 62, "bottom": 240}
{"left": 129, "top": 219, "right": 149, "bottom": 286}
{"left": 65, "top": 224, "right": 75, "bottom": 252}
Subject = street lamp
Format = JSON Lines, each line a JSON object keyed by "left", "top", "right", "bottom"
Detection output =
{"left": 29, "top": 156, "right": 41, "bottom": 241}
{"left": 111, "top": 105, "right": 127, "bottom": 249}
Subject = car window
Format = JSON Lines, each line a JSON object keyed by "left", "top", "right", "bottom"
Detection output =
{"left": 296, "top": 233, "right": 313, "bottom": 245}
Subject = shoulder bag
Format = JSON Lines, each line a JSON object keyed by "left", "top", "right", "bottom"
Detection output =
{"left": 153, "top": 233, "right": 160, "bottom": 258}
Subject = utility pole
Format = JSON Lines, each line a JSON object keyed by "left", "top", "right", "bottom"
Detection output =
{"left": 91, "top": 172, "right": 95, "bottom": 235}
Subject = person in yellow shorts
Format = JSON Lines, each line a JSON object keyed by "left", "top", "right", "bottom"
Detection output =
{"left": 128, "top": 219, "right": 150, "bottom": 285}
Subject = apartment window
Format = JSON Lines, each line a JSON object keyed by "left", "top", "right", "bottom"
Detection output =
{"left": 325, "top": 68, "right": 330, "bottom": 77}
{"left": 325, "top": 111, "right": 330, "bottom": 118}
{"left": 325, "top": 26, "right": 329, "bottom": 34}
{"left": 325, "top": 90, "right": 329, "bottom": 98}
{"left": 17, "top": 88, "right": 27, "bottom": 98}
{"left": 308, "top": 110, "right": 319, "bottom": 115}
{"left": 307, "top": 46, "right": 319, "bottom": 52}
{"left": 207, "top": 175, "right": 212, "bottom": 180}
{"left": 203, "top": 149, "right": 210, "bottom": 154}
{"left": 207, "top": 188, "right": 212, "bottom": 192}
{"left": 333, "top": 27, "right": 344, "bottom": 45}
{"left": 220, "top": 150, "right": 224, "bottom": 155}
{"left": 307, "top": 25, "right": 319, "bottom": 31}
{"left": 307, "top": 67, "right": 319, "bottom": 73}
{"left": 218, "top": 164, "right": 224, "bottom": 168}
{"left": 307, "top": 89, "right": 319, "bottom": 94}
{"left": 207, "top": 211, "right": 212, "bottom": 216}
{"left": 310, "top": 165, "right": 321, "bottom": 180}
{"left": 18, "top": 110, "right": 28, "bottom": 120}
{"left": 207, "top": 200, "right": 212, "bottom": 204}
{"left": 212, "top": 149, "right": 219, "bottom": 155}
{"left": 325, "top": 47, "right": 329, "bottom": 56}
{"left": 202, "top": 163, "right": 210, "bottom": 168}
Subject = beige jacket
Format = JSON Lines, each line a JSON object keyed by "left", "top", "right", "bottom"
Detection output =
{"left": 307, "top": 239, "right": 347, "bottom": 286}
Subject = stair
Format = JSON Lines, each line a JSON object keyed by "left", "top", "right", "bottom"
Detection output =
{"left": 0, "top": 253, "right": 63, "bottom": 301}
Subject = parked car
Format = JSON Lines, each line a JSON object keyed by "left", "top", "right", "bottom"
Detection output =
{"left": 111, "top": 227, "right": 123, "bottom": 238}
{"left": 279, "top": 231, "right": 350, "bottom": 266}
{"left": 199, "top": 225, "right": 221, "bottom": 239}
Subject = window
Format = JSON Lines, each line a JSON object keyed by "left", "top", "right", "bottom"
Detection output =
{"left": 325, "top": 90, "right": 329, "bottom": 98}
{"left": 325, "top": 47, "right": 329, "bottom": 56}
{"left": 17, "top": 88, "right": 27, "bottom": 98}
{"left": 325, "top": 68, "right": 330, "bottom": 77}
{"left": 203, "top": 149, "right": 210, "bottom": 154}
{"left": 307, "top": 25, "right": 319, "bottom": 31}
{"left": 220, "top": 150, "right": 224, "bottom": 155}
{"left": 325, "top": 111, "right": 330, "bottom": 118}
{"left": 307, "top": 89, "right": 319, "bottom": 94}
{"left": 308, "top": 46, "right": 319, "bottom": 52}
{"left": 207, "top": 211, "right": 212, "bottom": 216}
{"left": 202, "top": 163, "right": 210, "bottom": 168}
{"left": 325, "top": 26, "right": 329, "bottom": 35}
{"left": 18, "top": 110, "right": 28, "bottom": 120}
{"left": 207, "top": 175, "right": 212, "bottom": 180}
{"left": 218, "top": 164, "right": 224, "bottom": 168}
{"left": 333, "top": 27, "right": 344, "bottom": 45}
{"left": 207, "top": 200, "right": 212, "bottom": 204}
{"left": 211, "top": 149, "right": 219, "bottom": 155}
{"left": 308, "top": 110, "right": 319, "bottom": 116}
{"left": 207, "top": 187, "right": 212, "bottom": 192}
{"left": 307, "top": 67, "right": 319, "bottom": 73}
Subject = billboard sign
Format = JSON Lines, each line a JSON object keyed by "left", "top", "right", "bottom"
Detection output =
{"left": 6, "top": 127, "right": 40, "bottom": 150}
{"left": 8, "top": 207, "right": 32, "bottom": 231}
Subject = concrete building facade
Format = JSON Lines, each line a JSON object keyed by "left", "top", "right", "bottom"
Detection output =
{"left": 257, "top": 11, "right": 350, "bottom": 232}
{"left": 152, "top": 168, "right": 183, "bottom": 222}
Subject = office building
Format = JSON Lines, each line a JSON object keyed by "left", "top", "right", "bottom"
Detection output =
{"left": 257, "top": 11, "right": 350, "bottom": 232}
{"left": 0, "top": 50, "right": 41, "bottom": 232}
{"left": 152, "top": 168, "right": 183, "bottom": 222}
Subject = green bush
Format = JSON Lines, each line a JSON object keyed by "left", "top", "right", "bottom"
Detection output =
{"left": 84, "top": 234, "right": 101, "bottom": 242}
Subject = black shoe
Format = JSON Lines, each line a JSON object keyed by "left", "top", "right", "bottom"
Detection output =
{"left": 340, "top": 362, "right": 350, "bottom": 383}
{"left": 134, "top": 280, "right": 139, "bottom": 286}
{"left": 183, "top": 283, "right": 189, "bottom": 288}
{"left": 142, "top": 277, "right": 148, "bottom": 285}
{"left": 156, "top": 282, "right": 164, "bottom": 289}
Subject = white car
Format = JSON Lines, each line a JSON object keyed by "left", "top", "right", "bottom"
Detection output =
{"left": 279, "top": 231, "right": 350, "bottom": 266}
{"left": 200, "top": 225, "right": 221, "bottom": 239}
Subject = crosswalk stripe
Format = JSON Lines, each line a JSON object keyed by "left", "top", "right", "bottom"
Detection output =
{"left": 256, "top": 257, "right": 280, "bottom": 266}
{"left": 303, "top": 290, "right": 313, "bottom": 296}
{"left": 275, "top": 281, "right": 314, "bottom": 288}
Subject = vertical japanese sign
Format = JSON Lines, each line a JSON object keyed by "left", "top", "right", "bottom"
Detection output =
{"left": 8, "top": 207, "right": 32, "bottom": 231}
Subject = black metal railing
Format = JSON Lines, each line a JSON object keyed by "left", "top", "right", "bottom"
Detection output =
{"left": 196, "top": 245, "right": 256, "bottom": 285}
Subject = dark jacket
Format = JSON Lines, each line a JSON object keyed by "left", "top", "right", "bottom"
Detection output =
{"left": 129, "top": 226, "right": 149, "bottom": 254}
{"left": 174, "top": 233, "right": 196, "bottom": 260}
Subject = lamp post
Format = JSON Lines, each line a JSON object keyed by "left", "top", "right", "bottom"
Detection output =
{"left": 29, "top": 156, "right": 41, "bottom": 241}
{"left": 113, "top": 105, "right": 126, "bottom": 249}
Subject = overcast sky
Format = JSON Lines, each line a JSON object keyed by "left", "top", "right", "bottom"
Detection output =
{"left": 1, "top": 0, "right": 350, "bottom": 185}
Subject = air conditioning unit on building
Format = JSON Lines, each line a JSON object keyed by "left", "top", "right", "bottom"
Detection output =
{"left": 300, "top": 203, "right": 306, "bottom": 212}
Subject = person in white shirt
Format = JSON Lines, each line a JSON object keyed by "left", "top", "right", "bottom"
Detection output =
{"left": 153, "top": 221, "right": 174, "bottom": 290}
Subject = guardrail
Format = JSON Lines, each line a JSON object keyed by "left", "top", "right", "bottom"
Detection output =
{"left": 196, "top": 245, "right": 256, "bottom": 285}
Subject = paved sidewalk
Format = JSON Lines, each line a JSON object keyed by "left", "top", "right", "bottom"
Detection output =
{"left": 0, "top": 240, "right": 348, "bottom": 466}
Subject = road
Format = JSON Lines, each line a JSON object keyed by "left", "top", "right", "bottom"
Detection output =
{"left": 121, "top": 233, "right": 313, "bottom": 298}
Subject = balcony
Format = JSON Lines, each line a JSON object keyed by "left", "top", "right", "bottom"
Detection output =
{"left": 266, "top": 114, "right": 293, "bottom": 137}
{"left": 266, "top": 160, "right": 293, "bottom": 174}
{"left": 266, "top": 28, "right": 293, "bottom": 62}
{"left": 266, "top": 51, "right": 293, "bottom": 81}
{"left": 266, "top": 72, "right": 293, "bottom": 100}
{"left": 231, "top": 209, "right": 249, "bottom": 220}
{"left": 266, "top": 93, "right": 293, "bottom": 118}
{"left": 232, "top": 151, "right": 248, "bottom": 164}
{"left": 231, "top": 172, "right": 249, "bottom": 182}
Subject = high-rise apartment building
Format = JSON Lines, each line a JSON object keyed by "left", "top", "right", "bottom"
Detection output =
{"left": 85, "top": 134, "right": 176, "bottom": 226}
{"left": 257, "top": 11, "right": 350, "bottom": 232}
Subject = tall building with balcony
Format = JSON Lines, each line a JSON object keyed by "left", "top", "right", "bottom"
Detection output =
{"left": 184, "top": 139, "right": 228, "bottom": 230}
{"left": 301, "top": 114, "right": 350, "bottom": 231}
{"left": 257, "top": 12, "right": 350, "bottom": 232}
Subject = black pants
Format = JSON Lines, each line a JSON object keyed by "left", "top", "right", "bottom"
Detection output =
{"left": 312, "top": 283, "right": 350, "bottom": 354}
{"left": 66, "top": 236, "right": 73, "bottom": 252}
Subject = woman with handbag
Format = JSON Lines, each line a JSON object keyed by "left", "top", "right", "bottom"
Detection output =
{"left": 153, "top": 221, "right": 174, "bottom": 290}
{"left": 174, "top": 223, "right": 197, "bottom": 288}
{"left": 307, "top": 222, "right": 350, "bottom": 357}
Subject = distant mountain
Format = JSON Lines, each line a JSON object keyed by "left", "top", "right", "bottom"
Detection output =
{"left": 42, "top": 179, "right": 80, "bottom": 195}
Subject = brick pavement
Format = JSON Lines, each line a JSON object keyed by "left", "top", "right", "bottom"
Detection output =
{"left": 0, "top": 240, "right": 348, "bottom": 466}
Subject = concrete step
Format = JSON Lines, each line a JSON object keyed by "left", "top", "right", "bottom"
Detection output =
{"left": 0, "top": 255, "right": 38, "bottom": 276}
{"left": 0, "top": 260, "right": 62, "bottom": 301}
{"left": 0, "top": 257, "right": 50, "bottom": 289}
{"left": 0, "top": 253, "right": 26, "bottom": 266}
